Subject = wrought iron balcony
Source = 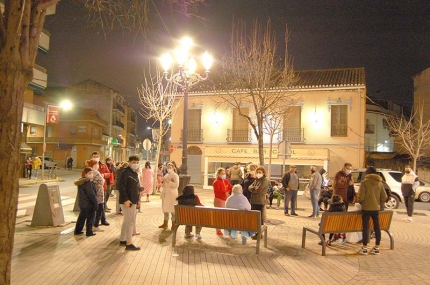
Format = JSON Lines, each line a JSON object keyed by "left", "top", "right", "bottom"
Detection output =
{"left": 180, "top": 129, "right": 204, "bottom": 142}
{"left": 365, "top": 124, "right": 375, "bottom": 134}
{"left": 227, "top": 129, "right": 252, "bottom": 143}
{"left": 113, "top": 120, "right": 124, "bottom": 129}
{"left": 278, "top": 128, "right": 304, "bottom": 142}
{"left": 114, "top": 104, "right": 125, "bottom": 114}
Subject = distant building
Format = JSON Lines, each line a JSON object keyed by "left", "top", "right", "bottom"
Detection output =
{"left": 170, "top": 67, "right": 367, "bottom": 187}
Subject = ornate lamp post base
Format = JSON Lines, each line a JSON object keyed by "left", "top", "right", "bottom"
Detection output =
{"left": 178, "top": 174, "right": 191, "bottom": 195}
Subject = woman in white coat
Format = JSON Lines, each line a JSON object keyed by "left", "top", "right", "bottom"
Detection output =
{"left": 158, "top": 162, "right": 179, "bottom": 230}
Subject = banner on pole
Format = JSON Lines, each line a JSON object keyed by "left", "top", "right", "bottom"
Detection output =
{"left": 47, "top": 105, "right": 60, "bottom": 124}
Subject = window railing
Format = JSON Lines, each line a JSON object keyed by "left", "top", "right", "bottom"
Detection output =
{"left": 365, "top": 124, "right": 375, "bottom": 134}
{"left": 227, "top": 129, "right": 252, "bottom": 142}
{"left": 114, "top": 104, "right": 125, "bottom": 114}
{"left": 180, "top": 129, "right": 204, "bottom": 142}
{"left": 113, "top": 120, "right": 124, "bottom": 129}
{"left": 278, "top": 128, "right": 304, "bottom": 142}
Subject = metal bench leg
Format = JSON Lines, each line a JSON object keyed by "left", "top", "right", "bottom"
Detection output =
{"left": 172, "top": 225, "right": 179, "bottom": 247}
{"left": 302, "top": 228, "right": 307, "bottom": 248}
{"left": 256, "top": 232, "right": 261, "bottom": 254}
{"left": 264, "top": 227, "right": 268, "bottom": 248}
{"left": 385, "top": 230, "right": 394, "bottom": 250}
{"left": 320, "top": 234, "right": 326, "bottom": 256}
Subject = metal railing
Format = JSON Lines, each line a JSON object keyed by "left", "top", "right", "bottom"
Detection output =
{"left": 180, "top": 129, "right": 204, "bottom": 142}
{"left": 113, "top": 120, "right": 124, "bottom": 129}
{"left": 114, "top": 104, "right": 125, "bottom": 114}
{"left": 226, "top": 129, "right": 252, "bottom": 142}
{"left": 365, "top": 124, "right": 375, "bottom": 134}
{"left": 278, "top": 128, "right": 304, "bottom": 142}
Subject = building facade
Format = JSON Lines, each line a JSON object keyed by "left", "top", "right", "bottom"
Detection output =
{"left": 170, "top": 68, "right": 367, "bottom": 188}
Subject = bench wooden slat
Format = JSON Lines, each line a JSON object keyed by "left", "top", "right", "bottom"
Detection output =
{"left": 173, "top": 205, "right": 268, "bottom": 254}
{"left": 302, "top": 210, "right": 394, "bottom": 256}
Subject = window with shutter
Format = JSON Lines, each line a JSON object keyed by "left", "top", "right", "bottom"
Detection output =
{"left": 283, "top": 106, "right": 302, "bottom": 141}
{"left": 331, "top": 105, "right": 348, "bottom": 137}
{"left": 232, "top": 108, "right": 249, "bottom": 142}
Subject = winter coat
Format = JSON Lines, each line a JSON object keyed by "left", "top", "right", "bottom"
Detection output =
{"left": 328, "top": 201, "right": 346, "bottom": 212}
{"left": 333, "top": 170, "right": 353, "bottom": 203}
{"left": 74, "top": 178, "right": 98, "bottom": 210}
{"left": 161, "top": 171, "right": 179, "bottom": 213}
{"left": 98, "top": 162, "right": 112, "bottom": 190}
{"left": 140, "top": 167, "right": 154, "bottom": 195}
{"left": 32, "top": 157, "right": 42, "bottom": 170}
{"left": 401, "top": 171, "right": 419, "bottom": 197}
{"left": 118, "top": 167, "right": 141, "bottom": 204}
{"left": 176, "top": 194, "right": 203, "bottom": 206}
{"left": 226, "top": 193, "right": 251, "bottom": 210}
{"left": 241, "top": 173, "right": 255, "bottom": 201}
{"left": 358, "top": 174, "right": 387, "bottom": 211}
{"left": 92, "top": 169, "right": 105, "bottom": 204}
{"left": 213, "top": 177, "right": 232, "bottom": 201}
{"left": 309, "top": 171, "right": 322, "bottom": 190}
{"left": 230, "top": 165, "right": 242, "bottom": 180}
{"left": 248, "top": 177, "right": 269, "bottom": 205}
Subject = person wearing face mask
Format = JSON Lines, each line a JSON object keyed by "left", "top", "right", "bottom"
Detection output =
{"left": 213, "top": 167, "right": 233, "bottom": 236}
{"left": 118, "top": 155, "right": 143, "bottom": 250}
{"left": 308, "top": 165, "right": 322, "bottom": 218}
{"left": 401, "top": 165, "right": 420, "bottom": 222}
{"left": 248, "top": 166, "right": 269, "bottom": 240}
{"left": 241, "top": 164, "right": 258, "bottom": 202}
{"left": 74, "top": 168, "right": 98, "bottom": 236}
{"left": 91, "top": 151, "right": 113, "bottom": 213}
{"left": 333, "top": 162, "right": 353, "bottom": 211}
{"left": 158, "top": 162, "right": 179, "bottom": 230}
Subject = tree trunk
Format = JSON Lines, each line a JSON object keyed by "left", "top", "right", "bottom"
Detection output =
{"left": 267, "top": 133, "right": 274, "bottom": 178}
{"left": 0, "top": 65, "right": 29, "bottom": 284}
{"left": 152, "top": 126, "right": 164, "bottom": 195}
{"left": 257, "top": 119, "right": 265, "bottom": 166}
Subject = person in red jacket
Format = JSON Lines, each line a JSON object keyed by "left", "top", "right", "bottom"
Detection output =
{"left": 213, "top": 167, "right": 233, "bottom": 236}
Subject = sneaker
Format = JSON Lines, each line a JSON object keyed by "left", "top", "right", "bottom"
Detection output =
{"left": 119, "top": 241, "right": 126, "bottom": 246}
{"left": 101, "top": 222, "right": 110, "bottom": 226}
{"left": 276, "top": 207, "right": 279, "bottom": 210}
{"left": 308, "top": 215, "right": 315, "bottom": 218}
{"left": 133, "top": 232, "right": 140, "bottom": 236}
{"left": 86, "top": 233, "right": 96, "bottom": 237}
{"left": 195, "top": 234, "right": 202, "bottom": 239}
{"left": 342, "top": 238, "right": 347, "bottom": 244}
{"left": 370, "top": 247, "right": 380, "bottom": 255}
{"left": 74, "top": 231, "right": 84, "bottom": 235}
{"left": 125, "top": 244, "right": 141, "bottom": 251}
{"left": 291, "top": 213, "right": 298, "bottom": 216}
{"left": 358, "top": 247, "right": 368, "bottom": 255}
{"left": 93, "top": 227, "right": 104, "bottom": 232}
{"left": 284, "top": 213, "right": 290, "bottom": 216}
{"left": 216, "top": 230, "right": 223, "bottom": 236}
{"left": 184, "top": 233, "right": 194, "bottom": 239}
{"left": 408, "top": 217, "right": 413, "bottom": 222}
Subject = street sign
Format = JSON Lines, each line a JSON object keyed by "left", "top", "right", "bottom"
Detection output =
{"left": 169, "top": 144, "right": 174, "bottom": 153}
{"left": 143, "top": 139, "right": 152, "bottom": 150}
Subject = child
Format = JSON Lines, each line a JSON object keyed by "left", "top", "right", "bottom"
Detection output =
{"left": 176, "top": 185, "right": 203, "bottom": 239}
{"left": 318, "top": 186, "right": 333, "bottom": 211}
{"left": 272, "top": 181, "right": 284, "bottom": 210}
{"left": 225, "top": 184, "right": 253, "bottom": 245}
{"left": 318, "top": 195, "right": 346, "bottom": 246}
{"left": 74, "top": 167, "right": 98, "bottom": 236}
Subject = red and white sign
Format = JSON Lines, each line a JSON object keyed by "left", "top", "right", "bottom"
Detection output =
{"left": 169, "top": 145, "right": 174, "bottom": 153}
{"left": 46, "top": 105, "right": 60, "bottom": 124}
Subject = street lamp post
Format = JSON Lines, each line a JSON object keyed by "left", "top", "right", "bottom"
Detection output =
{"left": 41, "top": 100, "right": 72, "bottom": 180}
{"left": 160, "top": 37, "right": 213, "bottom": 190}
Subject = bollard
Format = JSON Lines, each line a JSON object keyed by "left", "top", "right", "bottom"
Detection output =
{"left": 31, "top": 183, "right": 65, "bottom": 226}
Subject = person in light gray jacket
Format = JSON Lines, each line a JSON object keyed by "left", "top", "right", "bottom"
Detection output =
{"left": 308, "top": 165, "right": 322, "bottom": 218}
{"left": 226, "top": 184, "right": 252, "bottom": 244}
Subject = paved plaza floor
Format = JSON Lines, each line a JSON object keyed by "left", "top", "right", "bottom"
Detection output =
{"left": 12, "top": 185, "right": 430, "bottom": 285}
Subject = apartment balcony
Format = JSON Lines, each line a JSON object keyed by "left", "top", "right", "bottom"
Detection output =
{"left": 39, "top": 29, "right": 51, "bottom": 53}
{"left": 29, "top": 64, "right": 47, "bottom": 90}
{"left": 27, "top": 137, "right": 106, "bottom": 146}
{"left": 129, "top": 129, "right": 137, "bottom": 136}
{"left": 112, "top": 120, "right": 124, "bottom": 130}
{"left": 113, "top": 104, "right": 125, "bottom": 115}
{"left": 226, "top": 129, "right": 252, "bottom": 143}
{"left": 278, "top": 128, "right": 305, "bottom": 142}
{"left": 127, "top": 141, "right": 136, "bottom": 148}
{"left": 117, "top": 137, "right": 124, "bottom": 144}
{"left": 365, "top": 124, "right": 375, "bottom": 134}
{"left": 180, "top": 129, "right": 204, "bottom": 142}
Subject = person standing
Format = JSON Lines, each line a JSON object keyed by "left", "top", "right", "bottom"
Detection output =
{"left": 333, "top": 163, "right": 353, "bottom": 211}
{"left": 241, "top": 163, "right": 257, "bottom": 202}
{"left": 31, "top": 156, "right": 41, "bottom": 179}
{"left": 89, "top": 152, "right": 112, "bottom": 212}
{"left": 401, "top": 165, "right": 419, "bottom": 222}
{"left": 357, "top": 166, "right": 387, "bottom": 255}
{"left": 158, "top": 162, "right": 179, "bottom": 230}
{"left": 86, "top": 159, "right": 109, "bottom": 231}
{"left": 140, "top": 161, "right": 154, "bottom": 202}
{"left": 26, "top": 156, "right": 32, "bottom": 179}
{"left": 118, "top": 155, "right": 142, "bottom": 250}
{"left": 212, "top": 167, "right": 233, "bottom": 236}
{"left": 248, "top": 166, "right": 269, "bottom": 240}
{"left": 229, "top": 162, "right": 242, "bottom": 185}
{"left": 67, "top": 156, "right": 73, "bottom": 170}
{"left": 104, "top": 157, "right": 115, "bottom": 208}
{"left": 308, "top": 165, "right": 322, "bottom": 218}
{"left": 74, "top": 167, "right": 98, "bottom": 236}
{"left": 281, "top": 165, "right": 299, "bottom": 216}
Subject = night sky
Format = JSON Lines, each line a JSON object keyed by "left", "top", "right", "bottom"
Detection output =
{"left": 38, "top": 0, "right": 430, "bottom": 137}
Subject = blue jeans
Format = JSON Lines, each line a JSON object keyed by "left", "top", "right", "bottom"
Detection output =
{"left": 310, "top": 189, "right": 320, "bottom": 216}
{"left": 284, "top": 190, "right": 298, "bottom": 214}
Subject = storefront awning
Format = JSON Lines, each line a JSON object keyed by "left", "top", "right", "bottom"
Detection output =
{"left": 20, "top": 142, "right": 32, "bottom": 152}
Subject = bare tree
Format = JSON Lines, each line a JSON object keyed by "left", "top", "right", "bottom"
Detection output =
{"left": 386, "top": 100, "right": 430, "bottom": 172}
{"left": 0, "top": 1, "right": 204, "bottom": 283}
{"left": 216, "top": 19, "right": 296, "bottom": 166}
{"left": 138, "top": 69, "right": 183, "bottom": 194}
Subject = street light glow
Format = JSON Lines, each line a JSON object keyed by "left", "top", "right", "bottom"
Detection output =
{"left": 180, "top": 37, "right": 193, "bottom": 51}
{"left": 202, "top": 51, "right": 213, "bottom": 71}
{"left": 187, "top": 57, "right": 197, "bottom": 75}
{"left": 160, "top": 52, "right": 173, "bottom": 72}
{"left": 60, "top": 100, "right": 72, "bottom": 111}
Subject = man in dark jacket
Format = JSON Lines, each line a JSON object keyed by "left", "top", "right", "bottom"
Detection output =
{"left": 281, "top": 165, "right": 299, "bottom": 216}
{"left": 74, "top": 167, "right": 98, "bottom": 236}
{"left": 118, "top": 155, "right": 142, "bottom": 250}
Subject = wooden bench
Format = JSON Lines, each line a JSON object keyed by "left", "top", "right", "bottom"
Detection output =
{"left": 302, "top": 210, "right": 394, "bottom": 256}
{"left": 172, "top": 205, "right": 268, "bottom": 254}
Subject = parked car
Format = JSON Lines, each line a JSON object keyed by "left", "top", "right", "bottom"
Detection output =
{"left": 416, "top": 180, "right": 430, "bottom": 202}
{"left": 351, "top": 169, "right": 403, "bottom": 209}
{"left": 39, "top": 157, "right": 57, "bottom": 169}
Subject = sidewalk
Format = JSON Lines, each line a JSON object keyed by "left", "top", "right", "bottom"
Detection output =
{"left": 11, "top": 187, "right": 430, "bottom": 285}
